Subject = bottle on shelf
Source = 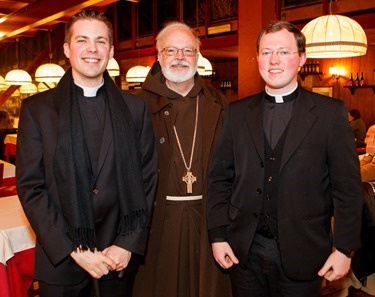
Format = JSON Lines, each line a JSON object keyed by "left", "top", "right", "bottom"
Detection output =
{"left": 349, "top": 73, "right": 354, "bottom": 87}
{"left": 355, "top": 72, "right": 360, "bottom": 87}
{"left": 315, "top": 60, "right": 320, "bottom": 73}
{"left": 360, "top": 72, "right": 364, "bottom": 86}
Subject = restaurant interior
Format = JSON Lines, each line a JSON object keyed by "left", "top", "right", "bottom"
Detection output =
{"left": 0, "top": 0, "right": 374, "bottom": 296}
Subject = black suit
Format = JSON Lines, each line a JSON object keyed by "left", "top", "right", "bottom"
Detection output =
{"left": 16, "top": 72, "right": 158, "bottom": 289}
{"left": 207, "top": 87, "right": 362, "bottom": 281}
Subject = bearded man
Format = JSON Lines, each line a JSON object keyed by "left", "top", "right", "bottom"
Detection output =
{"left": 132, "top": 21, "right": 232, "bottom": 297}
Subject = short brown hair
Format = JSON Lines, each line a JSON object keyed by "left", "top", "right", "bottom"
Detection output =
{"left": 65, "top": 10, "right": 113, "bottom": 45}
{"left": 256, "top": 21, "right": 306, "bottom": 55}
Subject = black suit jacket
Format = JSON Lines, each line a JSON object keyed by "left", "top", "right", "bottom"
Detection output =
{"left": 16, "top": 73, "right": 158, "bottom": 285}
{"left": 207, "top": 87, "right": 362, "bottom": 281}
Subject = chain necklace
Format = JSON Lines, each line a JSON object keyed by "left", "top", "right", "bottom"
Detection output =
{"left": 173, "top": 95, "right": 199, "bottom": 194}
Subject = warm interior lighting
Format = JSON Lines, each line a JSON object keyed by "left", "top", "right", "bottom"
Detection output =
{"left": 302, "top": 14, "right": 367, "bottom": 58}
{"left": 35, "top": 63, "right": 65, "bottom": 83}
{"left": 328, "top": 66, "right": 344, "bottom": 81}
{"left": 5, "top": 69, "right": 32, "bottom": 85}
{"left": 107, "top": 58, "right": 120, "bottom": 77}
{"left": 126, "top": 65, "right": 150, "bottom": 83}
{"left": 37, "top": 82, "right": 56, "bottom": 92}
{"left": 5, "top": 39, "right": 33, "bottom": 85}
{"left": 197, "top": 53, "right": 213, "bottom": 76}
{"left": 35, "top": 31, "right": 65, "bottom": 83}
{"left": 20, "top": 83, "right": 38, "bottom": 94}
{"left": 0, "top": 75, "right": 7, "bottom": 91}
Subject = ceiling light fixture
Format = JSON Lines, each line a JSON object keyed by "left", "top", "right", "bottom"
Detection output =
{"left": 20, "top": 83, "right": 38, "bottom": 94}
{"left": 107, "top": 58, "right": 120, "bottom": 77}
{"left": 126, "top": 65, "right": 150, "bottom": 83}
{"left": 301, "top": 1, "right": 367, "bottom": 58}
{"left": 35, "top": 31, "right": 65, "bottom": 83}
{"left": 197, "top": 53, "right": 213, "bottom": 76}
{"left": 5, "top": 39, "right": 32, "bottom": 85}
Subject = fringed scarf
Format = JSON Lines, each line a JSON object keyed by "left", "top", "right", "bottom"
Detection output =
{"left": 53, "top": 68, "right": 149, "bottom": 251}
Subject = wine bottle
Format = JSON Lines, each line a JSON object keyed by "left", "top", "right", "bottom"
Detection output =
{"left": 360, "top": 72, "right": 364, "bottom": 86}
{"left": 315, "top": 60, "right": 320, "bottom": 73}
{"left": 355, "top": 72, "right": 359, "bottom": 87}
{"left": 349, "top": 73, "right": 354, "bottom": 87}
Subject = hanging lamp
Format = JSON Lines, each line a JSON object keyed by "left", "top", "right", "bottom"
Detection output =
{"left": 20, "top": 83, "right": 38, "bottom": 94}
{"left": 197, "top": 53, "right": 213, "bottom": 76}
{"left": 37, "top": 82, "right": 56, "bottom": 93}
{"left": 301, "top": 1, "right": 367, "bottom": 58}
{"left": 107, "top": 58, "right": 120, "bottom": 77}
{"left": 126, "top": 65, "right": 150, "bottom": 83}
{"left": 0, "top": 75, "right": 7, "bottom": 91}
{"left": 35, "top": 31, "right": 65, "bottom": 83}
{"left": 5, "top": 39, "right": 33, "bottom": 85}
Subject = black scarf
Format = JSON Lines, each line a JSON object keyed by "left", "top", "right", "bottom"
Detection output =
{"left": 53, "top": 68, "right": 149, "bottom": 251}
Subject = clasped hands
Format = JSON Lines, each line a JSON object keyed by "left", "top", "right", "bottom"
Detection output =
{"left": 70, "top": 245, "right": 131, "bottom": 279}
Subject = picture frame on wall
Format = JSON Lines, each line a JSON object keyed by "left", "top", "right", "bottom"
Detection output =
{"left": 312, "top": 87, "right": 333, "bottom": 98}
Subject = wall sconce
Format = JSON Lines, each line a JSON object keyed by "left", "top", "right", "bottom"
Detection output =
{"left": 328, "top": 67, "right": 344, "bottom": 81}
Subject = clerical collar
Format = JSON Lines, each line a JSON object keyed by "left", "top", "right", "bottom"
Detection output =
{"left": 265, "top": 82, "right": 299, "bottom": 103}
{"left": 74, "top": 79, "right": 104, "bottom": 97}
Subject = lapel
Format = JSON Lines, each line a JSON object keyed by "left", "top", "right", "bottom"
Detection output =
{"left": 245, "top": 94, "right": 265, "bottom": 161}
{"left": 95, "top": 101, "right": 113, "bottom": 178}
{"left": 280, "top": 88, "right": 317, "bottom": 171}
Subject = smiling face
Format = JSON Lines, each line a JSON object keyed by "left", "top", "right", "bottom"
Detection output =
{"left": 63, "top": 19, "right": 114, "bottom": 87}
{"left": 158, "top": 26, "right": 198, "bottom": 85}
{"left": 257, "top": 29, "right": 306, "bottom": 94}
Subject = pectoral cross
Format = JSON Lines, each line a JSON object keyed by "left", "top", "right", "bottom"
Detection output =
{"left": 182, "top": 170, "right": 196, "bottom": 194}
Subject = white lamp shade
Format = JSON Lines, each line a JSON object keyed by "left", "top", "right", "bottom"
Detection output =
{"left": 35, "top": 63, "right": 65, "bottom": 83}
{"left": 0, "top": 75, "right": 7, "bottom": 91}
{"left": 126, "top": 65, "right": 150, "bottom": 83}
{"left": 197, "top": 53, "right": 213, "bottom": 76}
{"left": 107, "top": 58, "right": 120, "bottom": 77}
{"left": 20, "top": 83, "right": 38, "bottom": 94}
{"left": 5, "top": 69, "right": 32, "bottom": 85}
{"left": 302, "top": 15, "right": 367, "bottom": 58}
{"left": 37, "top": 82, "right": 56, "bottom": 92}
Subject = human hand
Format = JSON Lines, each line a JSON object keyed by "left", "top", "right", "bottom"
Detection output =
{"left": 102, "top": 245, "right": 132, "bottom": 272}
{"left": 211, "top": 242, "right": 239, "bottom": 269}
{"left": 318, "top": 249, "right": 351, "bottom": 281}
{"left": 70, "top": 248, "right": 116, "bottom": 279}
{"left": 366, "top": 134, "right": 375, "bottom": 156}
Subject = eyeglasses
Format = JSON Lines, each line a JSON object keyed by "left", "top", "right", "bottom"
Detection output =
{"left": 161, "top": 47, "right": 197, "bottom": 57}
{"left": 259, "top": 49, "right": 299, "bottom": 58}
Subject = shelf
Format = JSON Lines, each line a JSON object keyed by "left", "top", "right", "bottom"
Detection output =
{"left": 343, "top": 85, "right": 375, "bottom": 95}
{"left": 298, "top": 72, "right": 324, "bottom": 81}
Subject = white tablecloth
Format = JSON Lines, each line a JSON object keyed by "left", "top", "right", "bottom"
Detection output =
{"left": 0, "top": 160, "right": 15, "bottom": 179}
{"left": 3, "top": 134, "right": 17, "bottom": 146}
{"left": 0, "top": 195, "right": 35, "bottom": 265}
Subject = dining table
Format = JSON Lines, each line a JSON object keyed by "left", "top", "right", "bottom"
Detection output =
{"left": 4, "top": 133, "right": 17, "bottom": 163}
{"left": 0, "top": 195, "right": 36, "bottom": 297}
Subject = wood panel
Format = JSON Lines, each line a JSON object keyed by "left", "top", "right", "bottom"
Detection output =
{"left": 300, "top": 45, "right": 375, "bottom": 128}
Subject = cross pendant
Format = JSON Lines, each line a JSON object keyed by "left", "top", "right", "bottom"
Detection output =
{"left": 182, "top": 170, "right": 196, "bottom": 194}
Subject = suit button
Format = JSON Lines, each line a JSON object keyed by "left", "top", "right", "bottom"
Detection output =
{"left": 159, "top": 137, "right": 165, "bottom": 144}
{"left": 266, "top": 195, "right": 271, "bottom": 200}
{"left": 92, "top": 188, "right": 99, "bottom": 195}
{"left": 253, "top": 213, "right": 259, "bottom": 218}
{"left": 265, "top": 214, "right": 270, "bottom": 219}
{"left": 260, "top": 161, "right": 264, "bottom": 168}
{"left": 256, "top": 188, "right": 262, "bottom": 194}
{"left": 164, "top": 111, "right": 170, "bottom": 116}
{"left": 270, "top": 157, "right": 276, "bottom": 161}
{"left": 95, "top": 218, "right": 102, "bottom": 223}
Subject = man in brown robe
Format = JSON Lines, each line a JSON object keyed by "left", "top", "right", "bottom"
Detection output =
{"left": 132, "top": 21, "right": 231, "bottom": 297}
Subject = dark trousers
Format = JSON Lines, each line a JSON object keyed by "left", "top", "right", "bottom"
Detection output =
{"left": 229, "top": 233, "right": 323, "bottom": 297}
{"left": 38, "top": 256, "right": 140, "bottom": 297}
